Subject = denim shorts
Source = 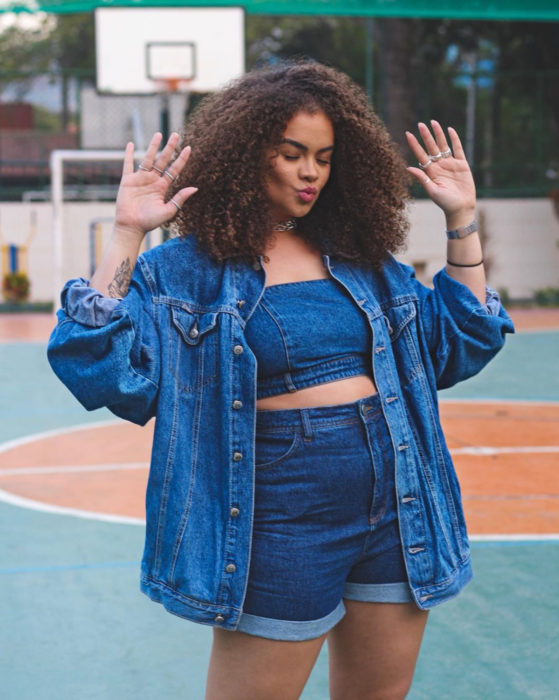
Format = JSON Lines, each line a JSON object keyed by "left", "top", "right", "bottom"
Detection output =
{"left": 236, "top": 392, "right": 413, "bottom": 641}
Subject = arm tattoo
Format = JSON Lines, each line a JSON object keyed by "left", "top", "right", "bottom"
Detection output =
{"left": 107, "top": 258, "right": 133, "bottom": 298}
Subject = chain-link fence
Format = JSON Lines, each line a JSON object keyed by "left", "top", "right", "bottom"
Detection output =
{"left": 0, "top": 66, "right": 557, "bottom": 201}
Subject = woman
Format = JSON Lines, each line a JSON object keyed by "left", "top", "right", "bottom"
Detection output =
{"left": 48, "top": 62, "right": 513, "bottom": 699}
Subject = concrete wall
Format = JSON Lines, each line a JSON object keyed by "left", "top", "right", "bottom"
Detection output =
{"left": 399, "top": 199, "right": 559, "bottom": 298}
{"left": 0, "top": 198, "right": 558, "bottom": 303}
{"left": 0, "top": 202, "right": 162, "bottom": 303}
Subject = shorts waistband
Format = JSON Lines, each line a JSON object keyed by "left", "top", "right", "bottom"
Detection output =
{"left": 255, "top": 392, "right": 382, "bottom": 432}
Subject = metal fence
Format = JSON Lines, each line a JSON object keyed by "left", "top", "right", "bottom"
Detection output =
{"left": 0, "top": 67, "right": 557, "bottom": 200}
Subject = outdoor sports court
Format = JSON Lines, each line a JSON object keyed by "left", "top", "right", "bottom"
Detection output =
{"left": 1, "top": 309, "right": 558, "bottom": 699}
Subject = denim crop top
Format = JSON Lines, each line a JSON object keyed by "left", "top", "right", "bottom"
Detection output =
{"left": 245, "top": 278, "right": 373, "bottom": 399}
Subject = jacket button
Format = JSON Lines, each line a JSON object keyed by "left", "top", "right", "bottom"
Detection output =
{"left": 232, "top": 400, "right": 243, "bottom": 410}
{"left": 233, "top": 344, "right": 244, "bottom": 355}
{"left": 233, "top": 452, "right": 242, "bottom": 461}
{"left": 237, "top": 300, "right": 246, "bottom": 308}
{"left": 188, "top": 326, "right": 199, "bottom": 339}
{"left": 225, "top": 563, "right": 236, "bottom": 573}
{"left": 252, "top": 261, "right": 262, "bottom": 271}
{"left": 214, "top": 614, "right": 225, "bottom": 623}
{"left": 230, "top": 507, "right": 240, "bottom": 517}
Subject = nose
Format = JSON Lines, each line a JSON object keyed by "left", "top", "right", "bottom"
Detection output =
{"left": 299, "top": 156, "right": 319, "bottom": 182}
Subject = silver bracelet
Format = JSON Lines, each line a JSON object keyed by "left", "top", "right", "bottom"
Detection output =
{"left": 446, "top": 220, "right": 478, "bottom": 240}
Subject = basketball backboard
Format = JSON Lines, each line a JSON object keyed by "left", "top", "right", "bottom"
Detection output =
{"left": 95, "top": 7, "right": 245, "bottom": 95}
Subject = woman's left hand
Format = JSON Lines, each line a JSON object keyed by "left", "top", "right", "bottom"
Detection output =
{"left": 406, "top": 121, "right": 476, "bottom": 225}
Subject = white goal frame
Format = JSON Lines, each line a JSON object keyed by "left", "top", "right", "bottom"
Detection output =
{"left": 50, "top": 149, "right": 149, "bottom": 316}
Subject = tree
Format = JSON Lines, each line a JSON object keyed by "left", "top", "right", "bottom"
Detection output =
{"left": 0, "top": 12, "right": 95, "bottom": 127}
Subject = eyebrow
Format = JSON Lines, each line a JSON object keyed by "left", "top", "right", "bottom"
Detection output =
{"left": 280, "top": 138, "right": 334, "bottom": 153}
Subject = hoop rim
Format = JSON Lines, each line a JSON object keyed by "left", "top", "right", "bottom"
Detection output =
{"left": 152, "top": 77, "right": 194, "bottom": 94}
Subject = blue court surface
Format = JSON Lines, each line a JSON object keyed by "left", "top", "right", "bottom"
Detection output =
{"left": 1, "top": 323, "right": 558, "bottom": 699}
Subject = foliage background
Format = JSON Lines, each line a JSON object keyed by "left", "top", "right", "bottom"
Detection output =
{"left": 0, "top": 13, "right": 557, "bottom": 198}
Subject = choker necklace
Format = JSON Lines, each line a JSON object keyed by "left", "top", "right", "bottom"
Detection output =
{"left": 273, "top": 219, "right": 297, "bottom": 232}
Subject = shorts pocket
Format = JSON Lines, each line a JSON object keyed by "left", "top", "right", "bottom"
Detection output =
{"left": 254, "top": 432, "right": 302, "bottom": 470}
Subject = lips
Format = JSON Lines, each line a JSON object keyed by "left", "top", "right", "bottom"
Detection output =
{"left": 297, "top": 186, "right": 318, "bottom": 203}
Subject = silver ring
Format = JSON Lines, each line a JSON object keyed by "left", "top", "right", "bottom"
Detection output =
{"left": 418, "top": 158, "right": 432, "bottom": 170}
{"left": 423, "top": 177, "right": 430, "bottom": 184}
{"left": 163, "top": 169, "right": 175, "bottom": 181}
{"left": 138, "top": 165, "right": 151, "bottom": 172}
{"left": 152, "top": 166, "right": 164, "bottom": 174}
{"left": 441, "top": 148, "right": 452, "bottom": 158}
{"left": 431, "top": 152, "right": 443, "bottom": 161}
{"left": 170, "top": 199, "right": 181, "bottom": 213}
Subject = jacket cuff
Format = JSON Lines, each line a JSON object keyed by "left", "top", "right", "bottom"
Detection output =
{"left": 483, "top": 286, "right": 502, "bottom": 316}
{"left": 60, "top": 278, "right": 120, "bottom": 328}
{"left": 433, "top": 268, "right": 505, "bottom": 327}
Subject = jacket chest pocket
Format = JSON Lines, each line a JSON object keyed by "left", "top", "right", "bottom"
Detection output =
{"left": 168, "top": 306, "right": 220, "bottom": 393}
{"left": 383, "top": 302, "right": 422, "bottom": 386}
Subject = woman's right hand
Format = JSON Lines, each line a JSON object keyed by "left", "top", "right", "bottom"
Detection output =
{"left": 114, "top": 131, "right": 198, "bottom": 240}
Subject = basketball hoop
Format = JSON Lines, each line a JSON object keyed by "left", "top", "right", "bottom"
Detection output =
{"left": 154, "top": 77, "right": 194, "bottom": 94}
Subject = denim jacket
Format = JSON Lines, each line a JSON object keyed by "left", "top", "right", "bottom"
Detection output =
{"left": 48, "top": 235, "right": 514, "bottom": 627}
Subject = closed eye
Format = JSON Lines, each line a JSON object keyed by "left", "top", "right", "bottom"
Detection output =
{"left": 283, "top": 155, "right": 331, "bottom": 165}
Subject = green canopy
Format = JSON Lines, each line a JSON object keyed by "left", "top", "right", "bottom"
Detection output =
{"left": 1, "top": 0, "right": 558, "bottom": 21}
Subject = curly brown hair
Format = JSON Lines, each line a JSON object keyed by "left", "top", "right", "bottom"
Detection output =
{"left": 170, "top": 60, "right": 410, "bottom": 266}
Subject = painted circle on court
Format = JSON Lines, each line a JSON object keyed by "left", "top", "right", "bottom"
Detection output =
{"left": 0, "top": 401, "right": 558, "bottom": 535}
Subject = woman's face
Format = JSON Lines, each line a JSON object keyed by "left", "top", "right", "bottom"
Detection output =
{"left": 265, "top": 110, "right": 334, "bottom": 223}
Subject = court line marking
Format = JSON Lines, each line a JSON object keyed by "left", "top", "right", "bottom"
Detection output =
{"left": 0, "top": 487, "right": 557, "bottom": 540}
{"left": 0, "top": 488, "right": 144, "bottom": 525}
{"left": 0, "top": 398, "right": 557, "bottom": 457}
{"left": 0, "top": 561, "right": 140, "bottom": 575}
{"left": 0, "top": 405, "right": 558, "bottom": 530}
{"left": 451, "top": 446, "right": 559, "bottom": 455}
{"left": 0, "top": 463, "right": 148, "bottom": 476}
{"left": 2, "top": 443, "right": 559, "bottom": 478}
{"left": 0, "top": 419, "right": 124, "bottom": 455}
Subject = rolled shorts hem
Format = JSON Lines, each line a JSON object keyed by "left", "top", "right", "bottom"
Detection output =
{"left": 235, "top": 600, "right": 346, "bottom": 641}
{"left": 343, "top": 581, "right": 413, "bottom": 604}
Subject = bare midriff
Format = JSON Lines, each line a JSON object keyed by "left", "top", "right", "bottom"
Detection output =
{"left": 256, "top": 374, "right": 378, "bottom": 411}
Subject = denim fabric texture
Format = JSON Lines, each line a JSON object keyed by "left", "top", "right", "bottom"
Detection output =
{"left": 47, "top": 234, "right": 515, "bottom": 631}
{"left": 244, "top": 278, "right": 372, "bottom": 399}
{"left": 237, "top": 392, "right": 412, "bottom": 641}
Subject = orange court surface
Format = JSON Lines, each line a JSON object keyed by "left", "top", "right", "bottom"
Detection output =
{"left": 1, "top": 308, "right": 558, "bottom": 537}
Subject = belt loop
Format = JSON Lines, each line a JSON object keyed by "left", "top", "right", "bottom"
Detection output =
{"left": 284, "top": 372, "right": 297, "bottom": 394}
{"left": 300, "top": 410, "right": 313, "bottom": 442}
